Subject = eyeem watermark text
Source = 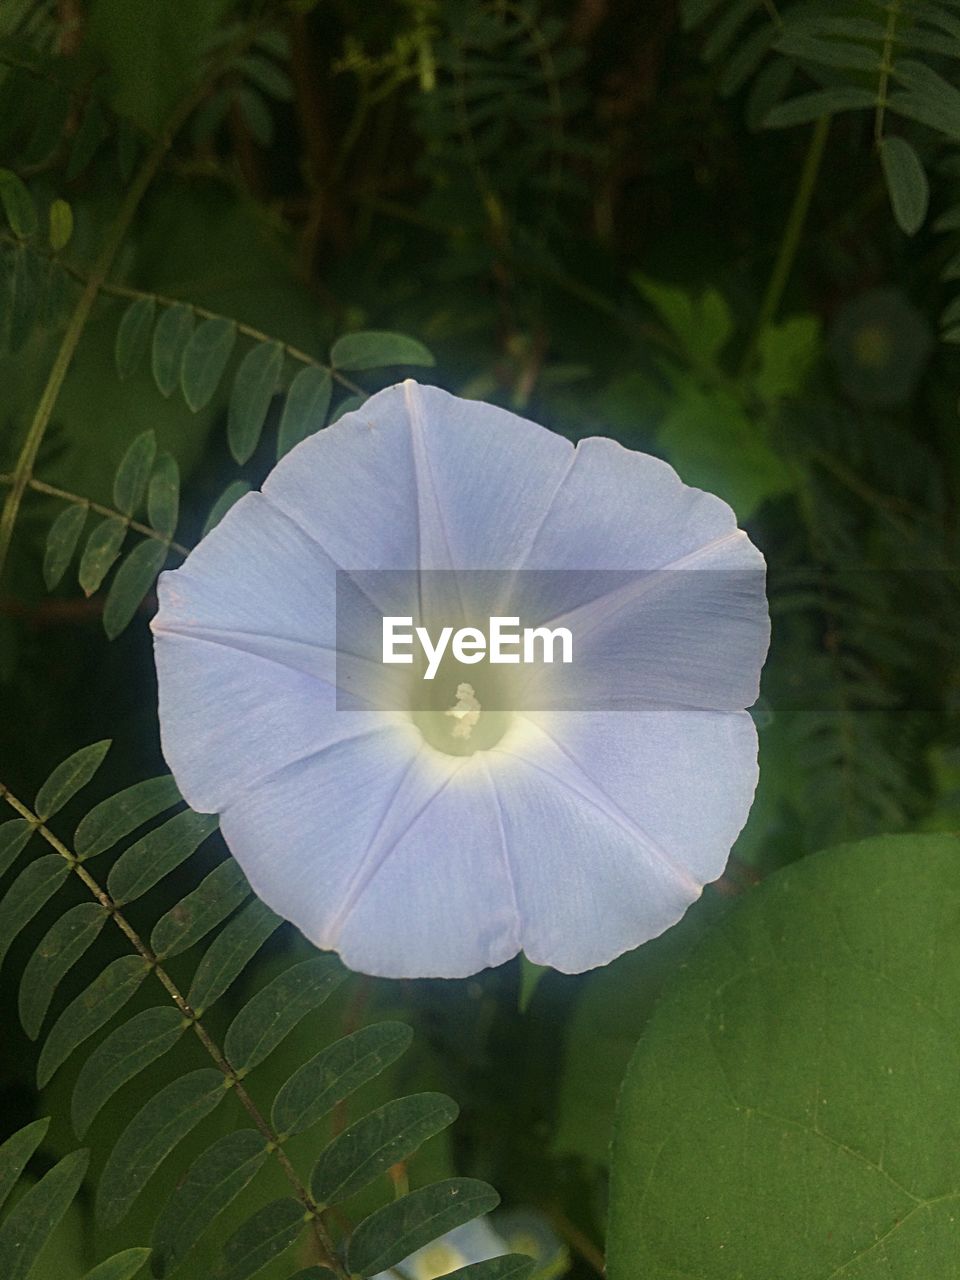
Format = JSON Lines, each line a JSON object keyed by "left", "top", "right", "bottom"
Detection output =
{"left": 383, "top": 616, "right": 573, "bottom": 680}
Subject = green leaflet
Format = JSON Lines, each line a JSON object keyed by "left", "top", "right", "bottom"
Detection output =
{"left": 329, "top": 329, "right": 434, "bottom": 371}
{"left": 103, "top": 538, "right": 168, "bottom": 638}
{"left": 187, "top": 897, "right": 282, "bottom": 1015}
{"left": 107, "top": 808, "right": 218, "bottom": 905}
{"left": 181, "top": 316, "right": 237, "bottom": 411}
{"left": 152, "top": 303, "right": 194, "bottom": 397}
{"left": 79, "top": 516, "right": 127, "bottom": 596}
{"left": 271, "top": 1020, "right": 414, "bottom": 1138}
{"left": 72, "top": 1005, "right": 187, "bottom": 1138}
{"left": 0, "top": 1119, "right": 50, "bottom": 1217}
{"left": 228, "top": 340, "right": 284, "bottom": 463}
{"left": 880, "top": 135, "right": 929, "bottom": 236}
{"left": 202, "top": 480, "right": 251, "bottom": 536}
{"left": 347, "top": 1178, "right": 501, "bottom": 1277}
{"left": 0, "top": 817, "right": 34, "bottom": 878}
{"left": 115, "top": 299, "right": 156, "bottom": 381}
{"left": 19, "top": 902, "right": 109, "bottom": 1039}
{"left": 276, "top": 366, "right": 331, "bottom": 459}
{"left": 96, "top": 1067, "right": 227, "bottom": 1227}
{"left": 0, "top": 1148, "right": 89, "bottom": 1280}
{"left": 446, "top": 1260, "right": 536, "bottom": 1280}
{"left": 764, "top": 87, "right": 876, "bottom": 128}
{"left": 216, "top": 1198, "right": 305, "bottom": 1280}
{"left": 38, "top": 954, "right": 150, "bottom": 1088}
{"left": 0, "top": 855, "right": 70, "bottom": 973}
{"left": 35, "top": 739, "right": 111, "bottom": 819}
{"left": 0, "top": 168, "right": 38, "bottom": 238}
{"left": 81, "top": 1248, "right": 152, "bottom": 1280}
{"left": 74, "top": 774, "right": 181, "bottom": 859}
{"left": 113, "top": 430, "right": 157, "bottom": 515}
{"left": 148, "top": 453, "right": 180, "bottom": 538}
{"left": 43, "top": 505, "right": 87, "bottom": 590}
{"left": 310, "top": 1092, "right": 460, "bottom": 1206}
{"left": 151, "top": 1130, "right": 269, "bottom": 1277}
{"left": 48, "top": 198, "right": 73, "bottom": 251}
{"left": 224, "top": 955, "right": 345, "bottom": 1075}
{"left": 149, "top": 857, "right": 250, "bottom": 959}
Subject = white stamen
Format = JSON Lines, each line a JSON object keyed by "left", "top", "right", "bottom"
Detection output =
{"left": 444, "top": 682, "right": 481, "bottom": 740}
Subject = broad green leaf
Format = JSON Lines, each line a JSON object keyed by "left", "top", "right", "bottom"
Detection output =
{"left": 752, "top": 314, "right": 822, "bottom": 405}
{"left": 880, "top": 135, "right": 929, "bottom": 236}
{"left": 151, "top": 1130, "right": 268, "bottom": 1277}
{"left": 607, "top": 833, "right": 960, "bottom": 1280}
{"left": 228, "top": 341, "right": 283, "bottom": 463}
{"left": 74, "top": 774, "right": 181, "bottom": 859}
{"left": 38, "top": 954, "right": 150, "bottom": 1088}
{"left": 103, "top": 538, "right": 168, "bottom": 639}
{"left": 19, "top": 902, "right": 109, "bottom": 1038}
{"left": 187, "top": 897, "right": 282, "bottom": 1015}
{"left": 764, "top": 87, "right": 875, "bottom": 128}
{"left": 113, "top": 430, "right": 157, "bottom": 514}
{"left": 0, "top": 1119, "right": 50, "bottom": 1218}
{"left": 0, "top": 1149, "right": 89, "bottom": 1280}
{"left": 181, "top": 317, "right": 237, "bottom": 412}
{"left": 0, "top": 856, "right": 69, "bottom": 973}
{"left": 82, "top": 1248, "right": 152, "bottom": 1280}
{"left": 148, "top": 453, "right": 180, "bottom": 537}
{"left": 202, "top": 480, "right": 251, "bottom": 536}
{"left": 446, "top": 1259, "right": 536, "bottom": 1280}
{"left": 277, "top": 366, "right": 332, "bottom": 459}
{"left": 311, "top": 1092, "right": 459, "bottom": 1206}
{"left": 271, "top": 1021, "right": 414, "bottom": 1138}
{"left": 0, "top": 168, "right": 38, "bottom": 238}
{"left": 0, "top": 817, "right": 34, "bottom": 878}
{"left": 36, "top": 740, "right": 111, "bottom": 820}
{"left": 217, "top": 1198, "right": 304, "bottom": 1280}
{"left": 48, "top": 198, "right": 73, "bottom": 251}
{"left": 152, "top": 303, "right": 194, "bottom": 397}
{"left": 107, "top": 808, "right": 218, "bottom": 906}
{"left": 224, "top": 955, "right": 345, "bottom": 1075}
{"left": 72, "top": 1006, "right": 187, "bottom": 1138}
{"left": 150, "top": 857, "right": 249, "bottom": 959}
{"left": 115, "top": 299, "right": 156, "bottom": 381}
{"left": 43, "top": 505, "right": 87, "bottom": 589}
{"left": 96, "top": 1068, "right": 226, "bottom": 1227}
{"left": 79, "top": 517, "right": 127, "bottom": 596}
{"left": 329, "top": 330, "right": 434, "bottom": 371}
{"left": 347, "top": 1179, "right": 501, "bottom": 1277}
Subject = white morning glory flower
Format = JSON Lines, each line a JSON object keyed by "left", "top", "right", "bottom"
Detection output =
{"left": 371, "top": 1217, "right": 507, "bottom": 1280}
{"left": 152, "top": 381, "right": 768, "bottom": 978}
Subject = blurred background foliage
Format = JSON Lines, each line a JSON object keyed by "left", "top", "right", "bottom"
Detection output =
{"left": 1, "top": 0, "right": 959, "bottom": 1276}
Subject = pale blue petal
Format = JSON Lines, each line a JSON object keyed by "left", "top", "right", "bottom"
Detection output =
{"left": 376, "top": 1217, "right": 507, "bottom": 1280}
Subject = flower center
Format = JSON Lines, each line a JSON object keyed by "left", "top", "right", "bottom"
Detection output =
{"left": 410, "top": 670, "right": 514, "bottom": 757}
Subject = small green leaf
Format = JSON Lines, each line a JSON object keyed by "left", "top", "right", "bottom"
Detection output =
{"left": 81, "top": 1248, "right": 152, "bottom": 1280}
{"left": 277, "top": 366, "right": 331, "bottom": 458}
{"left": 764, "top": 87, "right": 876, "bottom": 128}
{"left": 217, "top": 1198, "right": 304, "bottom": 1280}
{"left": 97, "top": 1068, "right": 227, "bottom": 1227}
{"left": 311, "top": 1092, "right": 459, "bottom": 1206}
{"left": 115, "top": 299, "right": 156, "bottom": 381}
{"left": 107, "top": 808, "right": 218, "bottom": 906}
{"left": 48, "top": 198, "right": 73, "bottom": 251}
{"left": 880, "top": 135, "right": 929, "bottom": 236}
{"left": 38, "top": 954, "right": 150, "bottom": 1089}
{"left": 330, "top": 330, "right": 434, "bottom": 371}
{"left": 72, "top": 1006, "right": 186, "bottom": 1138}
{"left": 240, "top": 54, "right": 294, "bottom": 101}
{"left": 66, "top": 100, "right": 107, "bottom": 180}
{"left": 152, "top": 1131, "right": 269, "bottom": 1278}
{"left": 150, "top": 857, "right": 249, "bottom": 959}
{"left": 187, "top": 897, "right": 282, "bottom": 1016}
{"left": 0, "top": 1119, "right": 50, "bottom": 1218}
{"left": 0, "top": 818, "right": 34, "bottom": 879}
{"left": 272, "top": 1021, "right": 413, "bottom": 1138}
{"left": 148, "top": 453, "right": 180, "bottom": 538}
{"left": 152, "top": 303, "right": 194, "bottom": 397}
{"left": 446, "top": 1259, "right": 536, "bottom": 1280}
{"left": 43, "top": 504, "right": 87, "bottom": 590}
{"left": 225, "top": 956, "right": 345, "bottom": 1075}
{"left": 74, "top": 774, "right": 181, "bottom": 859}
{"left": 181, "top": 317, "right": 237, "bottom": 411}
{"left": 347, "top": 1179, "right": 501, "bottom": 1277}
{"left": 0, "top": 168, "right": 38, "bottom": 238}
{"left": 79, "top": 516, "right": 127, "bottom": 596}
{"left": 0, "top": 1149, "right": 89, "bottom": 1280}
{"left": 36, "top": 740, "right": 111, "bottom": 820}
{"left": 113, "top": 430, "right": 157, "bottom": 514}
{"left": 228, "top": 341, "right": 283, "bottom": 463}
{"left": 0, "top": 856, "right": 69, "bottom": 974}
{"left": 235, "top": 87, "right": 273, "bottom": 146}
{"left": 19, "top": 902, "right": 108, "bottom": 1038}
{"left": 202, "top": 480, "right": 251, "bottom": 537}
{"left": 103, "top": 538, "right": 168, "bottom": 639}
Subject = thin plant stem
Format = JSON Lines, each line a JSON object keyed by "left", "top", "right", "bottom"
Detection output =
{"left": 874, "top": 0, "right": 901, "bottom": 148}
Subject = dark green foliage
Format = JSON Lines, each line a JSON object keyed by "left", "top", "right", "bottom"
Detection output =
{"left": 43, "top": 504, "right": 88, "bottom": 589}
{"left": 149, "top": 857, "right": 249, "bottom": 959}
{"left": 19, "top": 901, "right": 109, "bottom": 1038}
{"left": 35, "top": 741, "right": 111, "bottom": 820}
{"left": 0, "top": 1149, "right": 89, "bottom": 1280}
{"left": 347, "top": 1179, "right": 501, "bottom": 1277}
{"left": 107, "top": 809, "right": 219, "bottom": 905}
{"left": 228, "top": 341, "right": 284, "bottom": 463}
{"left": 74, "top": 774, "right": 181, "bottom": 860}
{"left": 187, "top": 897, "right": 281, "bottom": 1015}
{"left": 217, "top": 1198, "right": 304, "bottom": 1280}
{"left": 277, "top": 367, "right": 331, "bottom": 459}
{"left": 224, "top": 956, "right": 345, "bottom": 1074}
